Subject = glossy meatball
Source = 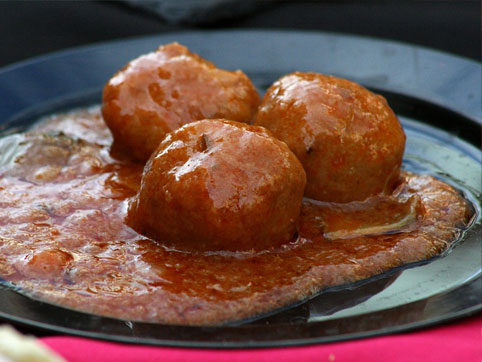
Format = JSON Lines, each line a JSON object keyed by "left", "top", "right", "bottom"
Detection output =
{"left": 102, "top": 43, "right": 260, "bottom": 162}
{"left": 127, "top": 119, "right": 306, "bottom": 252}
{"left": 254, "top": 72, "right": 406, "bottom": 203}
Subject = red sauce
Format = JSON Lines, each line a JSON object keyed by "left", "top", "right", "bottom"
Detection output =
{"left": 0, "top": 107, "right": 472, "bottom": 325}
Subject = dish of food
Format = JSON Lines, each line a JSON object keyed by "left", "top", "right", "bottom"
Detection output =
{"left": 0, "top": 31, "right": 480, "bottom": 346}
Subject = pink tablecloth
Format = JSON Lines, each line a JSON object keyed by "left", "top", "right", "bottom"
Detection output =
{"left": 41, "top": 314, "right": 481, "bottom": 362}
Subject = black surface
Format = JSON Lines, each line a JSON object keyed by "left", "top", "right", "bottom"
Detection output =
{"left": 0, "top": 30, "right": 480, "bottom": 346}
{"left": 0, "top": 0, "right": 480, "bottom": 69}
{"left": 1, "top": 276, "right": 480, "bottom": 347}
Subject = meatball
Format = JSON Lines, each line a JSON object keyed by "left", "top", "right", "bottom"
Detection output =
{"left": 102, "top": 43, "right": 260, "bottom": 162}
{"left": 127, "top": 119, "right": 306, "bottom": 252}
{"left": 254, "top": 72, "right": 406, "bottom": 203}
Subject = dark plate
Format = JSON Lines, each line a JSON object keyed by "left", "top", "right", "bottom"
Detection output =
{"left": 0, "top": 30, "right": 480, "bottom": 347}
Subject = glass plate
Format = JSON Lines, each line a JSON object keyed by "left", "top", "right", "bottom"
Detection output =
{"left": 0, "top": 30, "right": 480, "bottom": 347}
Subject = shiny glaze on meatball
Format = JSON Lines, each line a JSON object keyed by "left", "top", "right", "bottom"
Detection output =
{"left": 102, "top": 43, "right": 260, "bottom": 162}
{"left": 127, "top": 119, "right": 306, "bottom": 252}
{"left": 255, "top": 72, "right": 406, "bottom": 203}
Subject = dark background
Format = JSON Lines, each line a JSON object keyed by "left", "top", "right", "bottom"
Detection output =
{"left": 0, "top": 0, "right": 480, "bottom": 69}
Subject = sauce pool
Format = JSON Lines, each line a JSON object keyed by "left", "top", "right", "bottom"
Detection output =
{"left": 0, "top": 107, "right": 473, "bottom": 325}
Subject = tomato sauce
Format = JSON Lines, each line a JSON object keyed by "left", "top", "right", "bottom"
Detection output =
{"left": 0, "top": 107, "right": 472, "bottom": 325}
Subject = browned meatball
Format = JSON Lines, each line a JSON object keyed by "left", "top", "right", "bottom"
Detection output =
{"left": 254, "top": 72, "right": 406, "bottom": 203}
{"left": 102, "top": 43, "right": 260, "bottom": 162}
{"left": 127, "top": 119, "right": 306, "bottom": 252}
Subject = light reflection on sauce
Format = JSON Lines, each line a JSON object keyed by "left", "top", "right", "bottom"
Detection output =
{"left": 0, "top": 107, "right": 473, "bottom": 325}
